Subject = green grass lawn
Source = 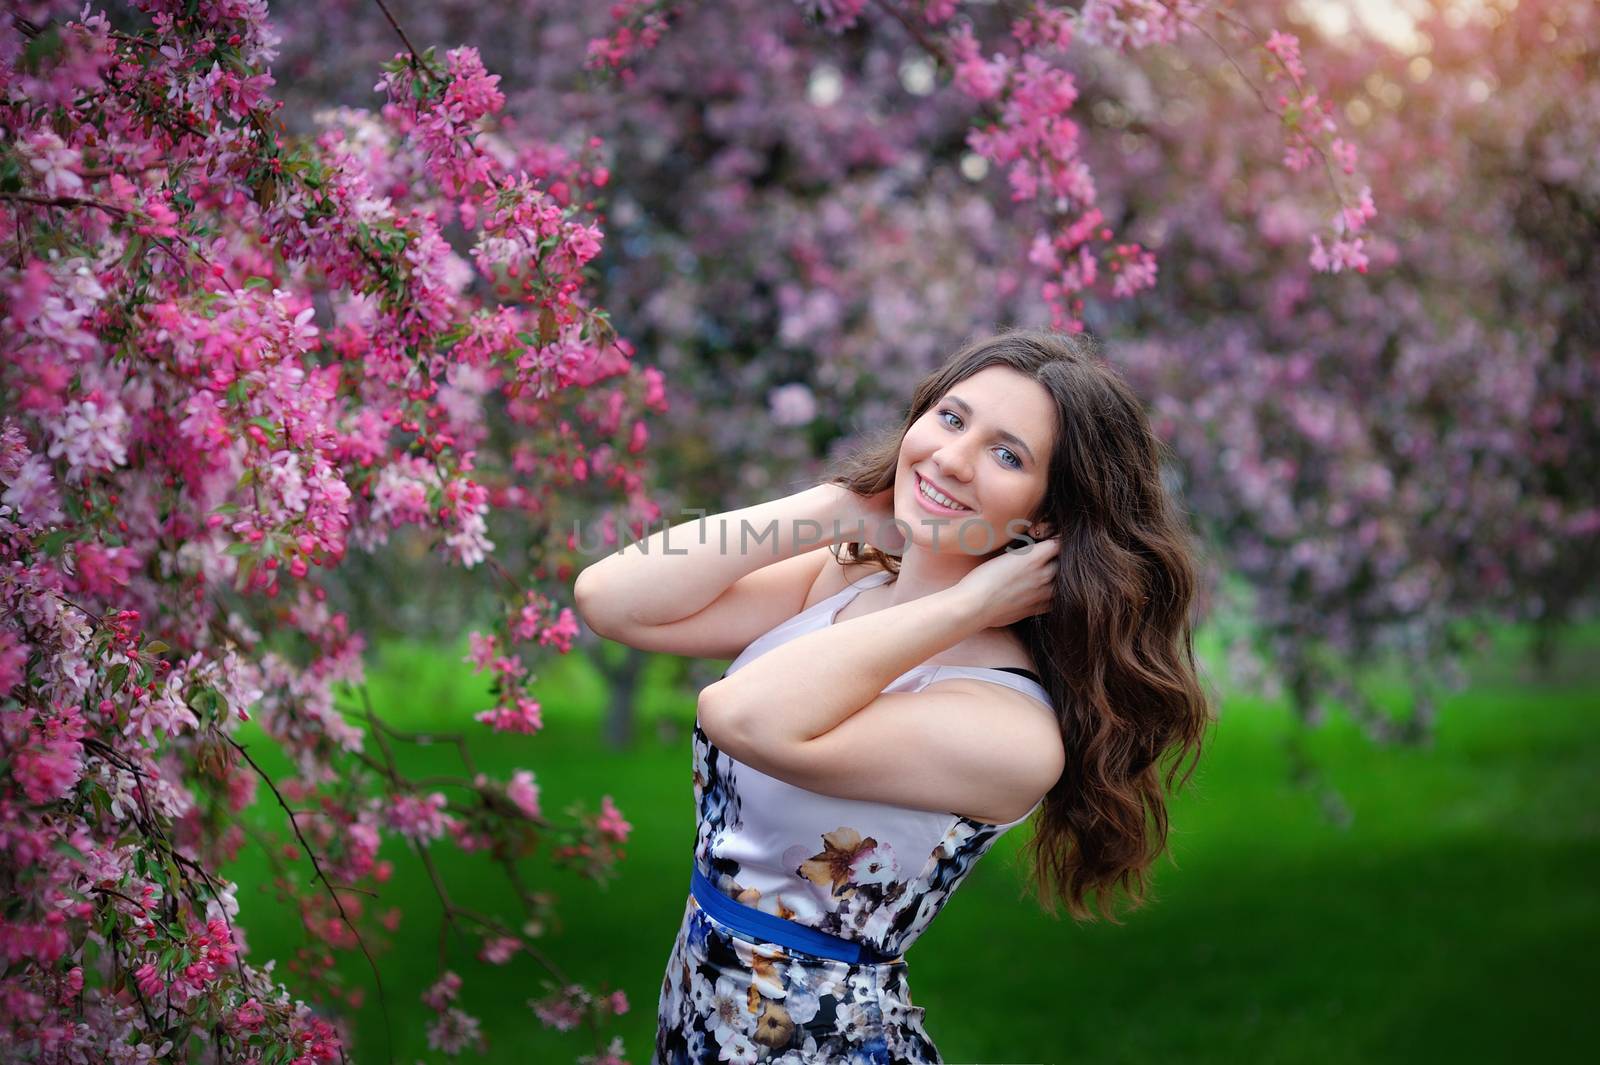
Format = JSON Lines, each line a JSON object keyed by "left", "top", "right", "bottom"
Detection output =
{"left": 221, "top": 622, "right": 1599, "bottom": 1064}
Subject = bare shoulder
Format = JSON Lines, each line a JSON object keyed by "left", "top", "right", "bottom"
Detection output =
{"left": 932, "top": 671, "right": 1061, "bottom": 743}
{"left": 923, "top": 674, "right": 1058, "bottom": 729}
{"left": 923, "top": 676, "right": 1064, "bottom": 821}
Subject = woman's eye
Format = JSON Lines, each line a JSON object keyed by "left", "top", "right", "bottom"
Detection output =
{"left": 940, "top": 409, "right": 1022, "bottom": 469}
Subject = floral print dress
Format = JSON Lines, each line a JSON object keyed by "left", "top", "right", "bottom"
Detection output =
{"left": 653, "top": 569, "right": 1053, "bottom": 1065}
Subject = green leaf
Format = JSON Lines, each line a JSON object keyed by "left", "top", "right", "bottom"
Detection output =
{"left": 188, "top": 686, "right": 222, "bottom": 717}
{"left": 20, "top": 26, "right": 62, "bottom": 73}
{"left": 143, "top": 640, "right": 169, "bottom": 655}
{"left": 53, "top": 839, "right": 88, "bottom": 862}
{"left": 119, "top": 236, "right": 145, "bottom": 270}
{"left": 224, "top": 542, "right": 254, "bottom": 557}
{"left": 0, "top": 156, "right": 24, "bottom": 194}
{"left": 36, "top": 529, "right": 72, "bottom": 557}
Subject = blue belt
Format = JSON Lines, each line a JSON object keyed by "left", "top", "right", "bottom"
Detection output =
{"left": 689, "top": 863, "right": 899, "bottom": 965}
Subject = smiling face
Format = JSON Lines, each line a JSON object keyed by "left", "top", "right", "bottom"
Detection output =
{"left": 894, "top": 365, "right": 1056, "bottom": 555}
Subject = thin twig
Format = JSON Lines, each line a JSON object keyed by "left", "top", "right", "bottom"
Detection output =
{"left": 870, "top": 0, "right": 952, "bottom": 66}
{"left": 370, "top": 0, "right": 429, "bottom": 74}
{"left": 226, "top": 736, "right": 395, "bottom": 1065}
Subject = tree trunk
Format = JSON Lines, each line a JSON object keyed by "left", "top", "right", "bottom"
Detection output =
{"left": 601, "top": 643, "right": 648, "bottom": 750}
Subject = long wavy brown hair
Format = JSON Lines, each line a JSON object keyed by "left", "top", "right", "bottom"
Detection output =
{"left": 823, "top": 328, "right": 1216, "bottom": 922}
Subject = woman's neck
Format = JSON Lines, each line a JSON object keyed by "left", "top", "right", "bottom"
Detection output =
{"left": 882, "top": 545, "right": 987, "bottom": 609}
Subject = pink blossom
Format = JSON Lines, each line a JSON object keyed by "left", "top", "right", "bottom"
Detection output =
{"left": 422, "top": 971, "right": 462, "bottom": 1011}
{"left": 1109, "top": 245, "right": 1158, "bottom": 299}
{"left": 530, "top": 987, "right": 584, "bottom": 1032}
{"left": 1, "top": 453, "right": 65, "bottom": 526}
{"left": 70, "top": 543, "right": 139, "bottom": 598}
{"left": 0, "top": 626, "right": 27, "bottom": 693}
{"left": 1309, "top": 233, "right": 1369, "bottom": 274}
{"left": 477, "top": 935, "right": 521, "bottom": 964}
{"left": 1264, "top": 30, "right": 1307, "bottom": 84}
{"left": 538, "top": 608, "right": 580, "bottom": 653}
{"left": 15, "top": 730, "right": 85, "bottom": 804}
{"left": 505, "top": 769, "right": 541, "bottom": 819}
{"left": 1076, "top": 0, "right": 1197, "bottom": 51}
{"left": 226, "top": 998, "right": 267, "bottom": 1035}
{"left": 1331, "top": 137, "right": 1359, "bottom": 175}
{"left": 1339, "top": 185, "right": 1377, "bottom": 236}
{"left": 21, "top": 131, "right": 84, "bottom": 197}
{"left": 444, "top": 48, "right": 505, "bottom": 124}
{"left": 949, "top": 25, "right": 1010, "bottom": 102}
{"left": 386, "top": 792, "right": 453, "bottom": 843}
{"left": 133, "top": 962, "right": 164, "bottom": 1001}
{"left": 44, "top": 398, "right": 129, "bottom": 480}
{"left": 596, "top": 795, "right": 632, "bottom": 843}
{"left": 465, "top": 631, "right": 500, "bottom": 671}
{"left": 426, "top": 1006, "right": 486, "bottom": 1055}
{"left": 474, "top": 694, "right": 544, "bottom": 735}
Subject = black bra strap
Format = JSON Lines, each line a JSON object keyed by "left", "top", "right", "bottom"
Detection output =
{"left": 989, "top": 666, "right": 1043, "bottom": 683}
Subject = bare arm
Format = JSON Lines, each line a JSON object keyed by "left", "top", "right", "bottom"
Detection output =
{"left": 700, "top": 581, "right": 985, "bottom": 745}
{"left": 574, "top": 482, "right": 863, "bottom": 633}
{"left": 697, "top": 535, "right": 1066, "bottom": 825}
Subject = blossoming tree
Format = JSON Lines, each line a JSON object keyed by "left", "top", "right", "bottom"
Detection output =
{"left": 3, "top": 0, "right": 660, "bottom": 1059}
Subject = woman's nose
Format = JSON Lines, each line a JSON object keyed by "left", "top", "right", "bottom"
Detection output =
{"left": 932, "top": 444, "right": 975, "bottom": 485}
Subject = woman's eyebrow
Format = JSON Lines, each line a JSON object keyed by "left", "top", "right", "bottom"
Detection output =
{"left": 945, "top": 394, "right": 1037, "bottom": 463}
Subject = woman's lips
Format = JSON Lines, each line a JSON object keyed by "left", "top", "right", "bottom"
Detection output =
{"left": 914, "top": 472, "right": 974, "bottom": 515}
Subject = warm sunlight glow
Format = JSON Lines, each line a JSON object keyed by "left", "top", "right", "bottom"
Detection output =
{"left": 1295, "top": 0, "right": 1495, "bottom": 55}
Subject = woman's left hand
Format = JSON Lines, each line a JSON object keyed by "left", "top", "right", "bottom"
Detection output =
{"left": 835, "top": 484, "right": 907, "bottom": 555}
{"left": 955, "top": 535, "right": 1061, "bottom": 628}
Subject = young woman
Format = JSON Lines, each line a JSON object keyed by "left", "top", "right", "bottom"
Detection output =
{"left": 575, "top": 329, "right": 1214, "bottom": 1064}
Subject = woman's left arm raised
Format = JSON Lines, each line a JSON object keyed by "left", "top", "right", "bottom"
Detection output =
{"left": 698, "top": 535, "right": 1062, "bottom": 820}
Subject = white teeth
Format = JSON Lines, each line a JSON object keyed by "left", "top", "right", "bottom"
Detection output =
{"left": 918, "top": 475, "right": 969, "bottom": 511}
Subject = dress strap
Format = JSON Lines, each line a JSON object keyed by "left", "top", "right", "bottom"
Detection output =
{"left": 988, "top": 665, "right": 1042, "bottom": 683}
{"left": 723, "top": 569, "right": 894, "bottom": 678}
{"left": 825, "top": 568, "right": 894, "bottom": 625}
{"left": 922, "top": 665, "right": 1052, "bottom": 709}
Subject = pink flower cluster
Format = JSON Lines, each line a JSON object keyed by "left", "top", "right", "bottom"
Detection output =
{"left": 596, "top": 794, "right": 633, "bottom": 843}
{"left": 1, "top": 1, "right": 659, "bottom": 1058}
{"left": 386, "top": 792, "right": 455, "bottom": 843}
{"left": 530, "top": 978, "right": 631, "bottom": 1038}
{"left": 585, "top": 1, "right": 684, "bottom": 78}
{"left": 419, "top": 969, "right": 488, "bottom": 1054}
{"left": 936, "top": 2, "right": 1378, "bottom": 327}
